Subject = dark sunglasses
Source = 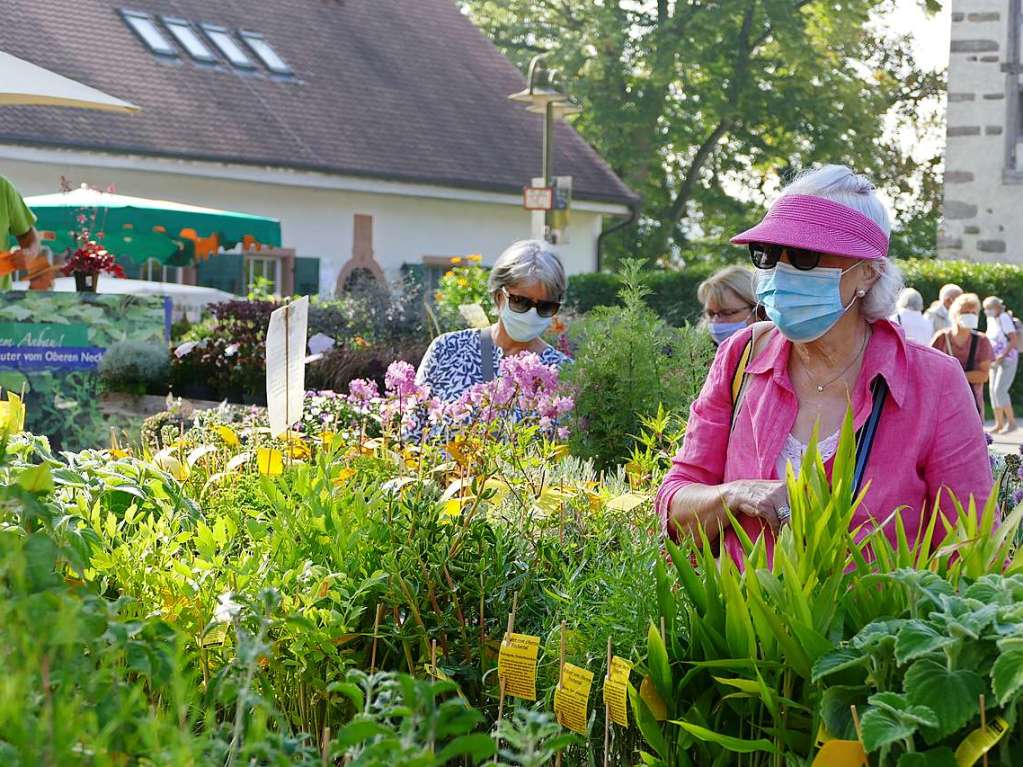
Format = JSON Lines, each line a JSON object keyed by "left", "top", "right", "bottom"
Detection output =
{"left": 748, "top": 243, "right": 821, "bottom": 271}
{"left": 502, "top": 288, "right": 561, "bottom": 318}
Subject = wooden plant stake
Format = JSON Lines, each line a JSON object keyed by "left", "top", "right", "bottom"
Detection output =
{"left": 555, "top": 620, "right": 567, "bottom": 767}
{"left": 850, "top": 705, "right": 870, "bottom": 767}
{"left": 980, "top": 694, "right": 989, "bottom": 767}
{"left": 321, "top": 725, "right": 330, "bottom": 767}
{"left": 493, "top": 593, "right": 518, "bottom": 765}
{"left": 603, "top": 636, "right": 612, "bottom": 767}
{"left": 369, "top": 603, "right": 383, "bottom": 673}
{"left": 431, "top": 638, "right": 438, "bottom": 678}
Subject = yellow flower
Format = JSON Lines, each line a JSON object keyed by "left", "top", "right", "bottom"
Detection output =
{"left": 215, "top": 425, "right": 240, "bottom": 448}
{"left": 0, "top": 391, "right": 26, "bottom": 434}
{"left": 457, "top": 278, "right": 469, "bottom": 288}
{"left": 468, "top": 254, "right": 482, "bottom": 263}
{"left": 450, "top": 256, "right": 463, "bottom": 265}
{"left": 283, "top": 436, "right": 310, "bottom": 460}
{"left": 444, "top": 270, "right": 454, "bottom": 278}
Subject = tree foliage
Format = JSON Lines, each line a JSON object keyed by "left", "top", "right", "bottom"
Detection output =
{"left": 461, "top": 0, "right": 944, "bottom": 265}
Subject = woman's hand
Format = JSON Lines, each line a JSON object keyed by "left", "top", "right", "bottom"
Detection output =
{"left": 723, "top": 479, "right": 788, "bottom": 531}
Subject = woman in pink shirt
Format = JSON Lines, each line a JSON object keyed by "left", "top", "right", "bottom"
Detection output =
{"left": 656, "top": 165, "right": 992, "bottom": 563}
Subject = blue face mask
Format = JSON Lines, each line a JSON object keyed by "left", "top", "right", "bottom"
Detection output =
{"left": 755, "top": 261, "right": 862, "bottom": 343}
{"left": 709, "top": 320, "right": 748, "bottom": 345}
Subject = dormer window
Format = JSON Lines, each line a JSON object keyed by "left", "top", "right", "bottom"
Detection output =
{"left": 240, "top": 32, "right": 291, "bottom": 75}
{"left": 121, "top": 10, "right": 176, "bottom": 56}
{"left": 201, "top": 24, "right": 255, "bottom": 69}
{"left": 162, "top": 17, "right": 217, "bottom": 63}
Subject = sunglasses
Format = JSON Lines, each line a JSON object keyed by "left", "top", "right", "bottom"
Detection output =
{"left": 748, "top": 243, "right": 821, "bottom": 271}
{"left": 502, "top": 288, "right": 561, "bottom": 318}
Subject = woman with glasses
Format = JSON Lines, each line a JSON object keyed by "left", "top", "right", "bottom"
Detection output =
{"left": 697, "top": 265, "right": 765, "bottom": 346}
{"left": 416, "top": 239, "right": 570, "bottom": 403}
{"left": 655, "top": 165, "right": 991, "bottom": 564}
{"left": 929, "top": 293, "right": 993, "bottom": 421}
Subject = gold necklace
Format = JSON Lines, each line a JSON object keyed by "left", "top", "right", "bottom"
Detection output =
{"left": 802, "top": 329, "right": 871, "bottom": 393}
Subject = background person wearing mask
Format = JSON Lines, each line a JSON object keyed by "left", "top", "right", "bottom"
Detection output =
{"left": 983, "top": 295, "right": 1018, "bottom": 433}
{"left": 656, "top": 164, "right": 990, "bottom": 564}
{"left": 416, "top": 239, "right": 570, "bottom": 402}
{"left": 696, "top": 265, "right": 765, "bottom": 346}
{"left": 925, "top": 283, "right": 963, "bottom": 334}
{"left": 930, "top": 293, "right": 993, "bottom": 420}
{"left": 892, "top": 287, "right": 933, "bottom": 344}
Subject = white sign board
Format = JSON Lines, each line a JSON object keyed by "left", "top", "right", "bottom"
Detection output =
{"left": 265, "top": 296, "right": 309, "bottom": 438}
{"left": 523, "top": 186, "right": 553, "bottom": 210}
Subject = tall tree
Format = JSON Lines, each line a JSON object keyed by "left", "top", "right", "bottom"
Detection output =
{"left": 461, "top": 0, "right": 943, "bottom": 266}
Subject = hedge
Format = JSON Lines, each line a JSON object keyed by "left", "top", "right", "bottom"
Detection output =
{"left": 567, "top": 258, "right": 1023, "bottom": 416}
{"left": 567, "top": 259, "right": 1023, "bottom": 327}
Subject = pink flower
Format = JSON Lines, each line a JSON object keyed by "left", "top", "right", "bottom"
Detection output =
{"left": 385, "top": 361, "right": 420, "bottom": 398}
{"left": 348, "top": 378, "right": 379, "bottom": 404}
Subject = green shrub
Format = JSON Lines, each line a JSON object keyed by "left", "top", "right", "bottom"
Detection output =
{"left": 99, "top": 340, "right": 170, "bottom": 395}
{"left": 562, "top": 260, "right": 716, "bottom": 471}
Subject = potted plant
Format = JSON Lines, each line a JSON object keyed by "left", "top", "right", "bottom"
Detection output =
{"left": 60, "top": 240, "right": 125, "bottom": 292}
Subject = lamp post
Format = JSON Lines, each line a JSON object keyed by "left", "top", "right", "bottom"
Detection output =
{"left": 509, "top": 55, "right": 581, "bottom": 242}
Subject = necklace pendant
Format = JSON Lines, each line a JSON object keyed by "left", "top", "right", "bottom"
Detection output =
{"left": 816, "top": 384, "right": 824, "bottom": 392}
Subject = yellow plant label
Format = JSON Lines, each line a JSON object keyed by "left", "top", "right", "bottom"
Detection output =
{"left": 955, "top": 716, "right": 1009, "bottom": 766}
{"left": 639, "top": 675, "right": 667, "bottom": 721}
{"left": 606, "top": 492, "right": 649, "bottom": 512}
{"left": 498, "top": 633, "right": 540, "bottom": 700}
{"left": 811, "top": 740, "right": 866, "bottom": 767}
{"left": 554, "top": 662, "right": 594, "bottom": 735}
{"left": 257, "top": 448, "right": 283, "bottom": 476}
{"left": 603, "top": 656, "right": 632, "bottom": 728}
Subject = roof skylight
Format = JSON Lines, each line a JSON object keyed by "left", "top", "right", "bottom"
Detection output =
{"left": 240, "top": 32, "right": 292, "bottom": 75}
{"left": 121, "top": 10, "right": 176, "bottom": 56}
{"left": 162, "top": 17, "right": 217, "bottom": 63}
{"left": 201, "top": 24, "right": 255, "bottom": 69}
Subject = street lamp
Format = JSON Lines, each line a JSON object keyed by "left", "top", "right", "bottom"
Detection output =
{"left": 509, "top": 55, "right": 581, "bottom": 242}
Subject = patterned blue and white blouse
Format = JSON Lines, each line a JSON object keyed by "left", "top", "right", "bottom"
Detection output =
{"left": 416, "top": 328, "right": 571, "bottom": 403}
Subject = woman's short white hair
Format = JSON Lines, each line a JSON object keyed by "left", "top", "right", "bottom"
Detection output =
{"left": 897, "top": 287, "right": 923, "bottom": 312}
{"left": 779, "top": 164, "right": 903, "bottom": 322}
{"left": 488, "top": 239, "right": 566, "bottom": 300}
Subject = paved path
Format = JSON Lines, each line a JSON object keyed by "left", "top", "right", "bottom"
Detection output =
{"left": 987, "top": 421, "right": 1023, "bottom": 455}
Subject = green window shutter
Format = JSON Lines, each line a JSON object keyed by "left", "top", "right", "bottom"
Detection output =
{"left": 293, "top": 257, "right": 320, "bottom": 296}
{"left": 196, "top": 253, "right": 244, "bottom": 295}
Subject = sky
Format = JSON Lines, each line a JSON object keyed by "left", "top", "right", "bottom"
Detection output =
{"left": 893, "top": 0, "right": 951, "bottom": 73}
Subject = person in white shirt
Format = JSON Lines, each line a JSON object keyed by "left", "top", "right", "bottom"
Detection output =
{"left": 892, "top": 288, "right": 934, "bottom": 344}
{"left": 984, "top": 295, "right": 1018, "bottom": 433}
{"left": 925, "top": 283, "right": 963, "bottom": 334}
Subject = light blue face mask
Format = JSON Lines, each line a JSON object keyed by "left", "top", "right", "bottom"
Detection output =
{"left": 709, "top": 320, "right": 748, "bottom": 346}
{"left": 755, "top": 261, "right": 862, "bottom": 343}
{"left": 500, "top": 303, "right": 553, "bottom": 342}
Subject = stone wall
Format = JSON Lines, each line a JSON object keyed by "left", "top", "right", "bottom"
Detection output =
{"left": 941, "top": 0, "right": 1020, "bottom": 262}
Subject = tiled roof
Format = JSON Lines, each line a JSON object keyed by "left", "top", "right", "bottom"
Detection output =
{"left": 0, "top": 0, "right": 638, "bottom": 206}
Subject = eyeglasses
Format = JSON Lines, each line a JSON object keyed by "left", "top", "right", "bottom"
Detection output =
{"left": 748, "top": 243, "right": 821, "bottom": 271}
{"left": 704, "top": 305, "right": 752, "bottom": 321}
{"left": 502, "top": 288, "right": 561, "bottom": 318}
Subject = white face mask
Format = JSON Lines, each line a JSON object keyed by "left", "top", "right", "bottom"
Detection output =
{"left": 500, "top": 302, "right": 553, "bottom": 342}
{"left": 958, "top": 313, "right": 979, "bottom": 330}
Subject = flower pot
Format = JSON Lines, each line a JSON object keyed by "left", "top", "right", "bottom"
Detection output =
{"left": 74, "top": 271, "right": 99, "bottom": 293}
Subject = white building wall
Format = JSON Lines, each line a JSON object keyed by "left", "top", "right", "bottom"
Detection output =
{"left": 0, "top": 149, "right": 619, "bottom": 294}
{"left": 941, "top": 0, "right": 1023, "bottom": 262}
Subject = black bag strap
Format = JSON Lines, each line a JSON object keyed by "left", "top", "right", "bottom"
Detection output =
{"left": 479, "top": 327, "right": 496, "bottom": 383}
{"left": 966, "top": 331, "right": 979, "bottom": 373}
{"left": 852, "top": 376, "right": 888, "bottom": 497}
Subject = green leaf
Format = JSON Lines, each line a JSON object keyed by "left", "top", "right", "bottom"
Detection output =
{"left": 896, "top": 747, "right": 956, "bottom": 767}
{"left": 629, "top": 682, "right": 669, "bottom": 760}
{"left": 821, "top": 686, "right": 869, "bottom": 741}
{"left": 860, "top": 707, "right": 916, "bottom": 752}
{"left": 17, "top": 464, "right": 53, "bottom": 494}
{"left": 895, "top": 620, "right": 956, "bottom": 665}
{"left": 647, "top": 622, "right": 673, "bottom": 708}
{"left": 334, "top": 719, "right": 391, "bottom": 748}
{"left": 671, "top": 720, "right": 778, "bottom": 754}
{"left": 434, "top": 733, "right": 496, "bottom": 763}
{"left": 812, "top": 648, "right": 865, "bottom": 682}
{"left": 904, "top": 658, "right": 983, "bottom": 739}
{"left": 992, "top": 647, "right": 1023, "bottom": 706}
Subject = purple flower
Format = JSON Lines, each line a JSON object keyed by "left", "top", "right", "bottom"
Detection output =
{"left": 1012, "top": 488, "right": 1023, "bottom": 507}
{"left": 348, "top": 378, "right": 379, "bottom": 404}
{"left": 986, "top": 432, "right": 995, "bottom": 446}
{"left": 385, "top": 361, "right": 420, "bottom": 397}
